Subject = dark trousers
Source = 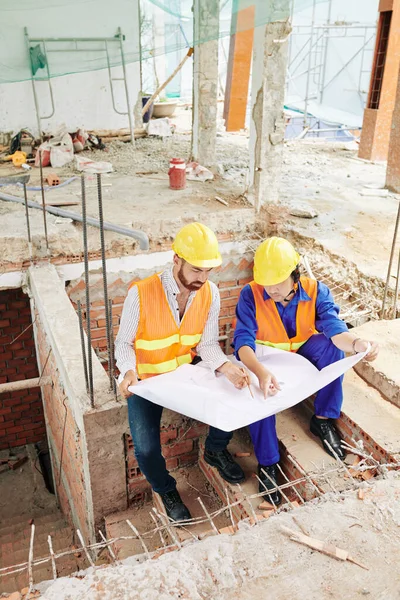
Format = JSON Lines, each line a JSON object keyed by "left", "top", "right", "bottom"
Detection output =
{"left": 249, "top": 333, "right": 345, "bottom": 466}
{"left": 128, "top": 393, "right": 233, "bottom": 494}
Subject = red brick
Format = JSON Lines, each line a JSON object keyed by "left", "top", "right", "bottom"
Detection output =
{"left": 1, "top": 310, "right": 19, "bottom": 319}
{"left": 162, "top": 439, "right": 193, "bottom": 459}
{"left": 178, "top": 451, "right": 198, "bottom": 466}
{"left": 9, "top": 301, "right": 28, "bottom": 309}
{"left": 238, "top": 276, "right": 252, "bottom": 286}
{"left": 6, "top": 425, "right": 24, "bottom": 434}
{"left": 0, "top": 407, "right": 12, "bottom": 415}
{"left": 0, "top": 319, "right": 10, "bottom": 328}
{"left": 160, "top": 427, "right": 178, "bottom": 445}
{"left": 178, "top": 422, "right": 208, "bottom": 439}
{"left": 218, "top": 280, "right": 237, "bottom": 289}
{"left": 12, "top": 349, "right": 33, "bottom": 359}
{"left": 165, "top": 457, "right": 179, "bottom": 470}
{"left": 91, "top": 328, "right": 107, "bottom": 340}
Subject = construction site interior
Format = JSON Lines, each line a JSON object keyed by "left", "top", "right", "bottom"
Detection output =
{"left": 1, "top": 0, "right": 400, "bottom": 598}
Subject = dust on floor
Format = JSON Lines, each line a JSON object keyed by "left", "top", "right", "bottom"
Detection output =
{"left": 36, "top": 476, "right": 400, "bottom": 600}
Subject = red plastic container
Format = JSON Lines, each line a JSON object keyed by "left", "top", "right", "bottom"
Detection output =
{"left": 168, "top": 158, "right": 186, "bottom": 190}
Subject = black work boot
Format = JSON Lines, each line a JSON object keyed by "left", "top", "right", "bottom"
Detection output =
{"left": 204, "top": 448, "right": 245, "bottom": 484}
{"left": 310, "top": 415, "right": 346, "bottom": 460}
{"left": 258, "top": 464, "right": 282, "bottom": 506}
{"left": 159, "top": 489, "right": 191, "bottom": 522}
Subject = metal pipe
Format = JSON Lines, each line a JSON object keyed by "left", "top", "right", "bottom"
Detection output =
{"left": 0, "top": 377, "right": 51, "bottom": 394}
{"left": 81, "top": 175, "right": 94, "bottom": 408}
{"left": 29, "top": 36, "right": 122, "bottom": 43}
{"left": 97, "top": 173, "right": 113, "bottom": 392}
{"left": 23, "top": 183, "right": 31, "bottom": 243}
{"left": 0, "top": 190, "right": 149, "bottom": 250}
{"left": 77, "top": 300, "right": 89, "bottom": 394}
{"left": 25, "top": 27, "right": 42, "bottom": 140}
{"left": 381, "top": 201, "right": 400, "bottom": 318}
{"left": 39, "top": 150, "right": 50, "bottom": 253}
{"left": 320, "top": 0, "right": 333, "bottom": 104}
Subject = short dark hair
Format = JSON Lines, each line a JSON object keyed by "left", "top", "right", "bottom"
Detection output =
{"left": 291, "top": 265, "right": 301, "bottom": 284}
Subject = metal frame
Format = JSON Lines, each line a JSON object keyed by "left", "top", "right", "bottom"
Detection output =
{"left": 287, "top": 0, "right": 377, "bottom": 131}
{"left": 24, "top": 27, "right": 134, "bottom": 144}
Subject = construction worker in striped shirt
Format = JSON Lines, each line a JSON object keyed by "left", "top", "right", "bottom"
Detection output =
{"left": 233, "top": 237, "right": 379, "bottom": 506}
{"left": 115, "top": 223, "right": 249, "bottom": 522}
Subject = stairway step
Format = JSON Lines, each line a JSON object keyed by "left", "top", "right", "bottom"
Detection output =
{"left": 351, "top": 319, "right": 400, "bottom": 408}
{"left": 0, "top": 527, "right": 73, "bottom": 558}
{"left": 0, "top": 518, "right": 69, "bottom": 542}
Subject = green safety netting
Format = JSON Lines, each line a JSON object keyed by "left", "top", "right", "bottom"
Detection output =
{"left": 0, "top": 0, "right": 323, "bottom": 84}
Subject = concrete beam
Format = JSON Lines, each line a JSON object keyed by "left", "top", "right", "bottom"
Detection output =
{"left": 191, "top": 0, "right": 219, "bottom": 167}
{"left": 248, "top": 5, "right": 291, "bottom": 210}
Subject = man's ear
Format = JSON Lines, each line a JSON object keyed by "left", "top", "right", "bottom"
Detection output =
{"left": 173, "top": 253, "right": 180, "bottom": 267}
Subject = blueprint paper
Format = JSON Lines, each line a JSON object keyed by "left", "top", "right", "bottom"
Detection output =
{"left": 122, "top": 346, "right": 369, "bottom": 432}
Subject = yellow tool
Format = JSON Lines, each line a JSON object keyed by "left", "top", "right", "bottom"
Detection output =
{"left": 3, "top": 151, "right": 27, "bottom": 167}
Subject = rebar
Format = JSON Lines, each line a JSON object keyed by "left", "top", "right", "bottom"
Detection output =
{"left": 27, "top": 523, "right": 35, "bottom": 591}
{"left": 224, "top": 487, "right": 235, "bottom": 529}
{"left": 97, "top": 173, "right": 113, "bottom": 392}
{"left": 153, "top": 508, "right": 181, "bottom": 548}
{"left": 126, "top": 519, "right": 150, "bottom": 559}
{"left": 382, "top": 200, "right": 400, "bottom": 318}
{"left": 287, "top": 454, "right": 323, "bottom": 497}
{"left": 76, "top": 529, "right": 95, "bottom": 567}
{"left": 47, "top": 535, "right": 57, "bottom": 580}
{"left": 197, "top": 497, "right": 219, "bottom": 535}
{"left": 237, "top": 483, "right": 258, "bottom": 523}
{"left": 255, "top": 474, "right": 277, "bottom": 510}
{"left": 393, "top": 243, "right": 400, "bottom": 319}
{"left": 109, "top": 299, "right": 118, "bottom": 399}
{"left": 99, "top": 530, "right": 117, "bottom": 563}
{"left": 150, "top": 511, "right": 167, "bottom": 547}
{"left": 276, "top": 463, "right": 305, "bottom": 505}
{"left": 81, "top": 174, "right": 94, "bottom": 408}
{"left": 77, "top": 300, "right": 89, "bottom": 394}
{"left": 22, "top": 182, "right": 31, "bottom": 244}
{"left": 260, "top": 468, "right": 296, "bottom": 509}
{"left": 38, "top": 150, "right": 50, "bottom": 252}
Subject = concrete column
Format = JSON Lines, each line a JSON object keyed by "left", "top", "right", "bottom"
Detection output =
{"left": 386, "top": 62, "right": 400, "bottom": 191}
{"left": 248, "top": 2, "right": 291, "bottom": 211}
{"left": 191, "top": 0, "right": 219, "bottom": 167}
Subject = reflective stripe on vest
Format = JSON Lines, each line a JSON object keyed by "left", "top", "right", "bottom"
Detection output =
{"left": 137, "top": 353, "right": 192, "bottom": 376}
{"left": 129, "top": 273, "right": 212, "bottom": 378}
{"left": 250, "top": 277, "right": 318, "bottom": 353}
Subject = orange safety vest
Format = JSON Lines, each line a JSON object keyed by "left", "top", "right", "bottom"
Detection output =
{"left": 249, "top": 276, "right": 318, "bottom": 352}
{"left": 129, "top": 274, "right": 212, "bottom": 379}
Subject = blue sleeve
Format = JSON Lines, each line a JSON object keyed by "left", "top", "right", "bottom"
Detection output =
{"left": 233, "top": 285, "right": 258, "bottom": 358}
{"left": 315, "top": 281, "right": 348, "bottom": 338}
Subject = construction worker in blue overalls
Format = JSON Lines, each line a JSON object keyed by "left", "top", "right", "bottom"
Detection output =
{"left": 233, "top": 237, "right": 379, "bottom": 506}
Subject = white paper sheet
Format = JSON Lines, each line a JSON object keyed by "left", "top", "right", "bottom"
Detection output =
{"left": 121, "top": 346, "right": 369, "bottom": 432}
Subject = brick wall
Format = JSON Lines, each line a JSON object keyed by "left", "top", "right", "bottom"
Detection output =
{"left": 0, "top": 289, "right": 46, "bottom": 451}
{"left": 66, "top": 252, "right": 254, "bottom": 505}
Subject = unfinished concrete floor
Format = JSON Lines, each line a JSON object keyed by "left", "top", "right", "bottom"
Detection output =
{"left": 35, "top": 476, "right": 400, "bottom": 600}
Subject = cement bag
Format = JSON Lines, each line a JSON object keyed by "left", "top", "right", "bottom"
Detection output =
{"left": 49, "top": 131, "right": 74, "bottom": 168}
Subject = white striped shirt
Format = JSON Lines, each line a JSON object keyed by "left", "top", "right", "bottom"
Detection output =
{"left": 115, "top": 267, "right": 228, "bottom": 378}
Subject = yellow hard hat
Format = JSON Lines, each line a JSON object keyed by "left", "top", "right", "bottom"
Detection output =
{"left": 254, "top": 237, "right": 300, "bottom": 286}
{"left": 172, "top": 222, "right": 222, "bottom": 268}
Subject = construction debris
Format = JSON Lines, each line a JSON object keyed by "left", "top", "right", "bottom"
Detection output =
{"left": 281, "top": 526, "right": 369, "bottom": 570}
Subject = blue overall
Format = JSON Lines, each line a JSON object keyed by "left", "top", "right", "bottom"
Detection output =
{"left": 233, "top": 280, "right": 348, "bottom": 466}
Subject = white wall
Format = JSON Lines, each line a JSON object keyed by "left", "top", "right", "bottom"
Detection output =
{"left": 0, "top": 0, "right": 141, "bottom": 135}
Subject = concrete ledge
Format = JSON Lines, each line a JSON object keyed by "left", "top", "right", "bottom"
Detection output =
{"left": 352, "top": 320, "right": 400, "bottom": 409}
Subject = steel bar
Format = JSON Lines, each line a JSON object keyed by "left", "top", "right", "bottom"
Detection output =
{"left": 260, "top": 468, "right": 296, "bottom": 509}
{"left": 29, "top": 36, "right": 122, "bottom": 43}
{"left": 77, "top": 300, "right": 89, "bottom": 394}
{"left": 153, "top": 508, "right": 181, "bottom": 548}
{"left": 81, "top": 175, "right": 94, "bottom": 408}
{"left": 38, "top": 150, "right": 50, "bottom": 252}
{"left": 109, "top": 299, "right": 118, "bottom": 399}
{"left": 47, "top": 535, "right": 57, "bottom": 580}
{"left": 287, "top": 454, "right": 323, "bottom": 497}
{"left": 76, "top": 529, "right": 95, "bottom": 567}
{"left": 99, "top": 530, "right": 117, "bottom": 563}
{"left": 96, "top": 173, "right": 113, "bottom": 392}
{"left": 150, "top": 511, "right": 167, "bottom": 547}
{"left": 225, "top": 487, "right": 235, "bottom": 529}
{"left": 255, "top": 474, "right": 277, "bottom": 510}
{"left": 23, "top": 183, "right": 31, "bottom": 244}
{"left": 381, "top": 201, "right": 400, "bottom": 317}
{"left": 276, "top": 463, "right": 305, "bottom": 505}
{"left": 28, "top": 524, "right": 35, "bottom": 591}
{"left": 0, "top": 189, "right": 149, "bottom": 249}
{"left": 237, "top": 483, "right": 258, "bottom": 523}
{"left": 126, "top": 519, "right": 150, "bottom": 559}
{"left": 197, "top": 497, "right": 219, "bottom": 535}
{"left": 24, "top": 27, "right": 42, "bottom": 139}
